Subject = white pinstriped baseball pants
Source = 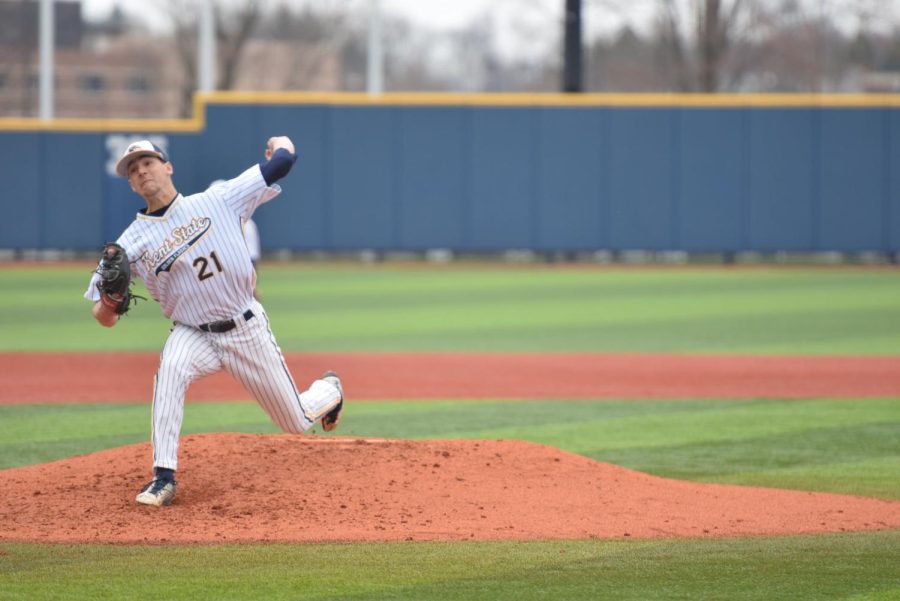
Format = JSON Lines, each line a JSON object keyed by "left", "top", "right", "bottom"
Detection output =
{"left": 150, "top": 299, "right": 341, "bottom": 471}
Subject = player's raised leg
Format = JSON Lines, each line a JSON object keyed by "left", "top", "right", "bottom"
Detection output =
{"left": 219, "top": 305, "right": 343, "bottom": 432}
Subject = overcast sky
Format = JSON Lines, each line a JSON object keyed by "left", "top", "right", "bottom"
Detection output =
{"left": 80, "top": 0, "right": 563, "bottom": 27}
{"left": 80, "top": 1, "right": 565, "bottom": 26}
{"left": 78, "top": 0, "right": 896, "bottom": 55}
{"left": 76, "top": 0, "right": 667, "bottom": 65}
{"left": 79, "top": 0, "right": 652, "bottom": 39}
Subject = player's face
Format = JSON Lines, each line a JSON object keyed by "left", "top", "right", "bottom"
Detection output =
{"left": 128, "top": 156, "right": 172, "bottom": 195}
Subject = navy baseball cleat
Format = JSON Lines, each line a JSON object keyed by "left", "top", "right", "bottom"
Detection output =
{"left": 320, "top": 371, "right": 344, "bottom": 432}
{"left": 136, "top": 477, "right": 177, "bottom": 506}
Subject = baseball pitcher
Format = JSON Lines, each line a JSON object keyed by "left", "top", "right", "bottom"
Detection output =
{"left": 85, "top": 136, "right": 344, "bottom": 507}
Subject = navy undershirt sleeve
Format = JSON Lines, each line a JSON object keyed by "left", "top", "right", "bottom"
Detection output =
{"left": 259, "top": 148, "right": 297, "bottom": 185}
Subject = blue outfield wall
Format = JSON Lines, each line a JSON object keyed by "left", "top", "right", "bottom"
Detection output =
{"left": 0, "top": 94, "right": 897, "bottom": 253}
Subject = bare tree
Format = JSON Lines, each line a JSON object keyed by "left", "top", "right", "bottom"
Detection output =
{"left": 264, "top": 6, "right": 359, "bottom": 91}
{"left": 653, "top": 0, "right": 769, "bottom": 92}
{"left": 656, "top": 0, "right": 694, "bottom": 90}
{"left": 217, "top": 2, "right": 262, "bottom": 90}
{"left": 162, "top": 0, "right": 262, "bottom": 116}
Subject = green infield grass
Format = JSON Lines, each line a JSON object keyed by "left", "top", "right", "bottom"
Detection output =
{"left": 0, "top": 263, "right": 898, "bottom": 600}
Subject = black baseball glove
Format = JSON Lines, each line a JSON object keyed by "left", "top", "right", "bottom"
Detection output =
{"left": 96, "top": 242, "right": 139, "bottom": 315}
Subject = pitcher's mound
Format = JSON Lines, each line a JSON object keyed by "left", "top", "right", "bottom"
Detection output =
{"left": 0, "top": 433, "right": 897, "bottom": 544}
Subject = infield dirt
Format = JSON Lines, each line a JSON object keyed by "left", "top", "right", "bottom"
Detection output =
{"left": 5, "top": 351, "right": 900, "bottom": 403}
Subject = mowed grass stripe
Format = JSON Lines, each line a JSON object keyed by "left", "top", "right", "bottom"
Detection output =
{"left": 460, "top": 399, "right": 900, "bottom": 453}
{"left": 0, "top": 404, "right": 277, "bottom": 445}
{"left": 0, "top": 398, "right": 749, "bottom": 446}
{"left": 262, "top": 266, "right": 899, "bottom": 305}
{"left": 268, "top": 270, "right": 900, "bottom": 352}
{"left": 0, "top": 404, "right": 280, "bottom": 469}
{"left": 1, "top": 533, "right": 898, "bottom": 601}
{"left": 342, "top": 399, "right": 728, "bottom": 437}
{"left": 704, "top": 456, "right": 900, "bottom": 499}
{"left": 594, "top": 421, "right": 900, "bottom": 476}
{"left": 2, "top": 264, "right": 900, "bottom": 353}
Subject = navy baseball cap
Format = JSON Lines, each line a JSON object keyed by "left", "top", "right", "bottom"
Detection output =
{"left": 115, "top": 140, "right": 168, "bottom": 177}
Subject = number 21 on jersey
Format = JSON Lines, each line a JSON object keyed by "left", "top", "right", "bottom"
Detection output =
{"left": 193, "top": 251, "right": 224, "bottom": 281}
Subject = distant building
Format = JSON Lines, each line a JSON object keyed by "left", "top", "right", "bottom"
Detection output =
{"left": 0, "top": 1, "right": 179, "bottom": 118}
{"left": 0, "top": 0, "right": 341, "bottom": 120}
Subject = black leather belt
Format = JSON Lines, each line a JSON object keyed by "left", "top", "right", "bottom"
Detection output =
{"left": 199, "top": 309, "right": 254, "bottom": 333}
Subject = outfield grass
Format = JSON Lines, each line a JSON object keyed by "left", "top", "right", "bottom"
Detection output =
{"left": 0, "top": 263, "right": 898, "bottom": 600}
{"left": 1, "top": 263, "right": 899, "bottom": 353}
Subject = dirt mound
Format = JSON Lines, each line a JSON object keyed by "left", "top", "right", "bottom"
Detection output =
{"left": 0, "top": 434, "right": 897, "bottom": 544}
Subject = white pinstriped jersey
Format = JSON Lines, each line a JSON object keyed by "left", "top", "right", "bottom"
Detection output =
{"left": 85, "top": 164, "right": 278, "bottom": 325}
